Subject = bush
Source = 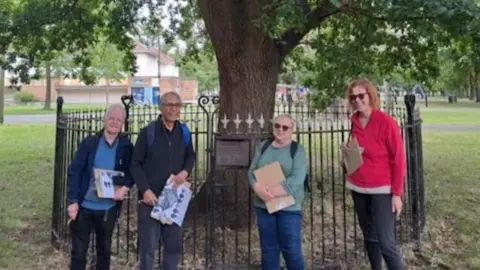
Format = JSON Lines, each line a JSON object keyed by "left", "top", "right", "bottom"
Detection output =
{"left": 14, "top": 91, "right": 36, "bottom": 104}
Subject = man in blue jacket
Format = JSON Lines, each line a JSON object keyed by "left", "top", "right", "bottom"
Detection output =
{"left": 66, "top": 104, "right": 134, "bottom": 270}
{"left": 131, "top": 91, "right": 196, "bottom": 270}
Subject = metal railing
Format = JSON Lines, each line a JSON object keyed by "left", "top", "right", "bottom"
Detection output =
{"left": 51, "top": 94, "right": 425, "bottom": 269}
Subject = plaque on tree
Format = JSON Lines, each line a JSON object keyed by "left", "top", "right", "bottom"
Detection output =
{"left": 214, "top": 136, "right": 252, "bottom": 169}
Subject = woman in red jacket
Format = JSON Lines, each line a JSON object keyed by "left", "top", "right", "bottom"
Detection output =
{"left": 342, "top": 78, "right": 405, "bottom": 270}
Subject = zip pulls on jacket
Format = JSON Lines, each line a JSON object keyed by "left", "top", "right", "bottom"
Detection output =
{"left": 161, "top": 124, "right": 174, "bottom": 174}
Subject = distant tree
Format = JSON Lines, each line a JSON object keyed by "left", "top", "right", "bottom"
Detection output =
{"left": 1, "top": 0, "right": 480, "bottom": 227}
{"left": 179, "top": 52, "right": 219, "bottom": 93}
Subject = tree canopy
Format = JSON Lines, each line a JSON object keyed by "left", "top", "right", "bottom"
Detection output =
{"left": 1, "top": 0, "right": 480, "bottom": 106}
{"left": 2, "top": 0, "right": 480, "bottom": 228}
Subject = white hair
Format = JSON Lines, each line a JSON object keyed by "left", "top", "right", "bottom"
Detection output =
{"left": 273, "top": 114, "right": 295, "bottom": 128}
{"left": 160, "top": 91, "right": 182, "bottom": 106}
{"left": 105, "top": 103, "right": 126, "bottom": 119}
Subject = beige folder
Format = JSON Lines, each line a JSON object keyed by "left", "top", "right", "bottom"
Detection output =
{"left": 253, "top": 161, "right": 295, "bottom": 213}
{"left": 342, "top": 138, "right": 364, "bottom": 175}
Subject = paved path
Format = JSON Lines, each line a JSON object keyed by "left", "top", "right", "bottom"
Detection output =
{"left": 4, "top": 114, "right": 56, "bottom": 124}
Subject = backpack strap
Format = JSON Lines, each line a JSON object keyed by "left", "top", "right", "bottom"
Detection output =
{"left": 260, "top": 139, "right": 273, "bottom": 155}
{"left": 179, "top": 123, "right": 191, "bottom": 146}
{"left": 146, "top": 121, "right": 191, "bottom": 147}
{"left": 146, "top": 121, "right": 156, "bottom": 146}
{"left": 289, "top": 140, "right": 312, "bottom": 193}
{"left": 290, "top": 141, "right": 298, "bottom": 159}
{"left": 260, "top": 139, "right": 311, "bottom": 192}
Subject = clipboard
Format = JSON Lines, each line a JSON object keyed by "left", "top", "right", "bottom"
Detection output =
{"left": 93, "top": 168, "right": 124, "bottom": 198}
{"left": 253, "top": 161, "right": 295, "bottom": 213}
{"left": 342, "top": 137, "right": 363, "bottom": 175}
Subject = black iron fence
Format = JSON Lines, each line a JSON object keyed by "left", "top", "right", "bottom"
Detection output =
{"left": 51, "top": 94, "right": 425, "bottom": 269}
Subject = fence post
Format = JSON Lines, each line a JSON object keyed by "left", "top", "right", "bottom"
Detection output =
{"left": 121, "top": 95, "right": 133, "bottom": 132}
{"left": 51, "top": 96, "right": 66, "bottom": 248}
{"left": 404, "top": 94, "right": 422, "bottom": 246}
{"left": 415, "top": 104, "right": 426, "bottom": 233}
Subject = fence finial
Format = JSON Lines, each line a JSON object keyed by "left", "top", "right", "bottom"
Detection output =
{"left": 56, "top": 96, "right": 64, "bottom": 116}
{"left": 121, "top": 95, "right": 133, "bottom": 107}
{"left": 404, "top": 94, "right": 416, "bottom": 110}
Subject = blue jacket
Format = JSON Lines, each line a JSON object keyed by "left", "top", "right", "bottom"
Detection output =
{"left": 67, "top": 131, "right": 134, "bottom": 209}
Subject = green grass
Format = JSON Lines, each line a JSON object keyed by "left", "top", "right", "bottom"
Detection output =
{"left": 421, "top": 131, "right": 480, "bottom": 269}
{"left": 4, "top": 104, "right": 106, "bottom": 115}
{"left": 0, "top": 124, "right": 55, "bottom": 268}
{"left": 418, "top": 99, "right": 480, "bottom": 109}
{"left": 1, "top": 122, "right": 479, "bottom": 268}
{"left": 420, "top": 111, "right": 480, "bottom": 125}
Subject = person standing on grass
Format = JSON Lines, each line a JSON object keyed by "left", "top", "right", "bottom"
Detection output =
{"left": 247, "top": 114, "right": 308, "bottom": 270}
{"left": 342, "top": 78, "right": 406, "bottom": 270}
{"left": 66, "top": 104, "right": 134, "bottom": 270}
{"left": 130, "top": 91, "right": 196, "bottom": 270}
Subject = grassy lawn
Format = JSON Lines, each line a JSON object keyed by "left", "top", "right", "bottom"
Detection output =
{"left": 4, "top": 104, "right": 106, "bottom": 115}
{"left": 420, "top": 131, "right": 480, "bottom": 269}
{"left": 421, "top": 111, "right": 480, "bottom": 125}
{"left": 418, "top": 99, "right": 480, "bottom": 109}
{"left": 1, "top": 113, "right": 479, "bottom": 268}
{"left": 0, "top": 124, "right": 57, "bottom": 269}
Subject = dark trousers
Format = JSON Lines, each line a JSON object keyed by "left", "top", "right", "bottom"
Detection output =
{"left": 69, "top": 206, "right": 118, "bottom": 270}
{"left": 255, "top": 207, "right": 305, "bottom": 270}
{"left": 138, "top": 202, "right": 182, "bottom": 270}
{"left": 351, "top": 191, "right": 404, "bottom": 270}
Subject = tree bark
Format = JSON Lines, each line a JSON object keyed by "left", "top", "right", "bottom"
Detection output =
{"left": 186, "top": 0, "right": 283, "bottom": 230}
{"left": 44, "top": 62, "right": 52, "bottom": 110}
{"left": 187, "top": 0, "right": 336, "bottom": 230}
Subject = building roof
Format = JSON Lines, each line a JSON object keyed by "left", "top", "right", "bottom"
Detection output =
{"left": 133, "top": 41, "right": 175, "bottom": 65}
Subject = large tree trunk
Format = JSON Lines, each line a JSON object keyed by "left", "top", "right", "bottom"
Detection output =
{"left": 187, "top": 0, "right": 283, "bottom": 230}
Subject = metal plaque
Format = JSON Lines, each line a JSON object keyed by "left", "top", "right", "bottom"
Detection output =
{"left": 215, "top": 138, "right": 252, "bottom": 169}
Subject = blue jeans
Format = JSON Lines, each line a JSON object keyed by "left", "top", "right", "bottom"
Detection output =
{"left": 255, "top": 207, "right": 305, "bottom": 270}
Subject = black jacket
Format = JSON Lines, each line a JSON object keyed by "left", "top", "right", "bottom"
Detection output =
{"left": 130, "top": 117, "right": 196, "bottom": 197}
{"left": 67, "top": 131, "right": 134, "bottom": 209}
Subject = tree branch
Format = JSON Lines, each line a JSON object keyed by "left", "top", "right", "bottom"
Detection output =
{"left": 278, "top": 0, "right": 341, "bottom": 59}
{"left": 298, "top": 0, "right": 311, "bottom": 14}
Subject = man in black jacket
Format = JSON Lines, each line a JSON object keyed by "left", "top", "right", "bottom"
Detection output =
{"left": 67, "top": 104, "right": 134, "bottom": 270}
{"left": 131, "top": 91, "right": 196, "bottom": 270}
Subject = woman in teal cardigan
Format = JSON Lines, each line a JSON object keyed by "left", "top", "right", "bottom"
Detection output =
{"left": 248, "top": 114, "right": 308, "bottom": 270}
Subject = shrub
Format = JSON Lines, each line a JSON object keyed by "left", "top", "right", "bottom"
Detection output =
{"left": 14, "top": 91, "right": 36, "bottom": 104}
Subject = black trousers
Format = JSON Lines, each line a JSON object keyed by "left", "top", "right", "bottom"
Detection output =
{"left": 69, "top": 206, "right": 118, "bottom": 270}
{"left": 351, "top": 191, "right": 404, "bottom": 270}
{"left": 137, "top": 202, "right": 182, "bottom": 270}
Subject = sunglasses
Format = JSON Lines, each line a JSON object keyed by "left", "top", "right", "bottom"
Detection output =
{"left": 349, "top": 93, "right": 367, "bottom": 102}
{"left": 274, "top": 123, "right": 290, "bottom": 131}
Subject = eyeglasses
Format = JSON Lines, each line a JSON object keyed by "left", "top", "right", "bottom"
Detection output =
{"left": 274, "top": 123, "right": 290, "bottom": 131}
{"left": 162, "top": 102, "right": 182, "bottom": 108}
{"left": 349, "top": 93, "right": 367, "bottom": 102}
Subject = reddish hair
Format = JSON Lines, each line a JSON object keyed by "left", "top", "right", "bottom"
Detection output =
{"left": 344, "top": 78, "right": 381, "bottom": 110}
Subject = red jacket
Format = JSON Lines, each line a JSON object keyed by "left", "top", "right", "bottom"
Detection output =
{"left": 346, "top": 109, "right": 406, "bottom": 196}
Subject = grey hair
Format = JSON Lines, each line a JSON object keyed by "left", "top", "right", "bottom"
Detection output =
{"left": 273, "top": 114, "right": 295, "bottom": 128}
{"left": 160, "top": 91, "right": 182, "bottom": 106}
{"left": 105, "top": 103, "right": 126, "bottom": 119}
